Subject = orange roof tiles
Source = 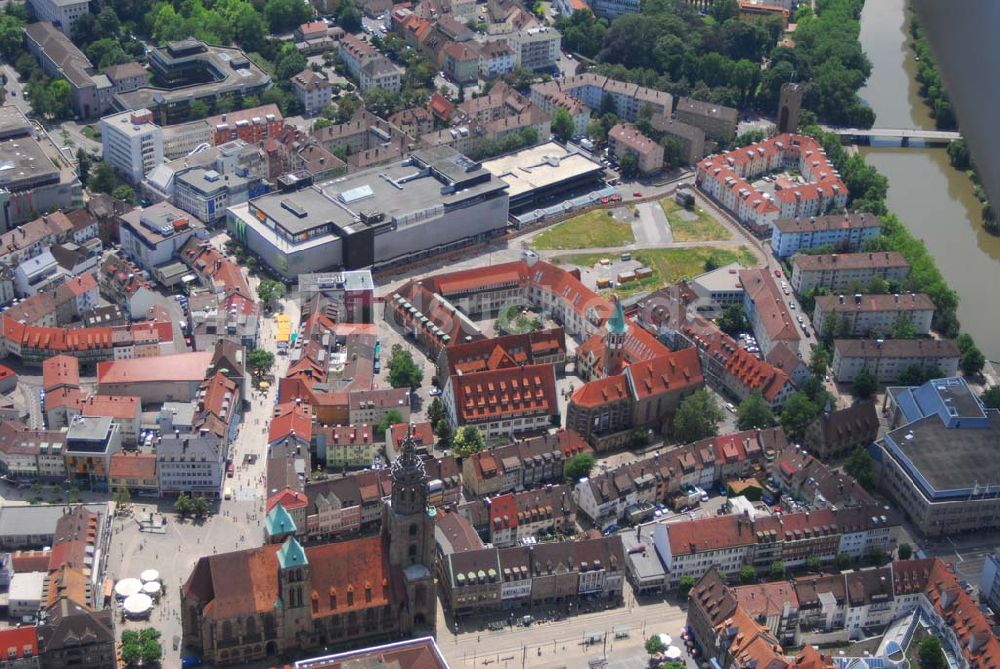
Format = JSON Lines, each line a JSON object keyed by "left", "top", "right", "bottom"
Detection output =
{"left": 625, "top": 348, "right": 703, "bottom": 400}
{"left": 452, "top": 363, "right": 558, "bottom": 424}
{"left": 43, "top": 355, "right": 80, "bottom": 391}
{"left": 110, "top": 452, "right": 157, "bottom": 481}
{"left": 269, "top": 402, "right": 314, "bottom": 444}
{"left": 266, "top": 487, "right": 308, "bottom": 513}
{"left": 724, "top": 348, "right": 793, "bottom": 402}
{"left": 97, "top": 351, "right": 213, "bottom": 385}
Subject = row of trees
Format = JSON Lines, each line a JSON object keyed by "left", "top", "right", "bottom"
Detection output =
{"left": 120, "top": 629, "right": 162, "bottom": 667}
{"left": 671, "top": 387, "right": 778, "bottom": 445}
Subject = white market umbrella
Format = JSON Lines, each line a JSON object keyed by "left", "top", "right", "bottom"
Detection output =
{"left": 657, "top": 634, "right": 672, "bottom": 647}
{"left": 114, "top": 578, "right": 142, "bottom": 599}
{"left": 666, "top": 646, "right": 682, "bottom": 660}
{"left": 140, "top": 569, "right": 160, "bottom": 583}
{"left": 142, "top": 581, "right": 161, "bottom": 596}
{"left": 122, "top": 593, "right": 153, "bottom": 616}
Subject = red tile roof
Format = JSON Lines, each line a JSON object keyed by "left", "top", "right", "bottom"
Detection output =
{"left": 97, "top": 351, "right": 213, "bottom": 385}
{"left": 489, "top": 493, "right": 518, "bottom": 530}
{"left": 389, "top": 421, "right": 435, "bottom": 449}
{"left": 625, "top": 347, "right": 703, "bottom": 400}
{"left": 110, "top": 452, "right": 157, "bottom": 481}
{"left": 73, "top": 394, "right": 140, "bottom": 420}
{"left": 739, "top": 268, "right": 802, "bottom": 345}
{"left": 0, "top": 625, "right": 37, "bottom": 660}
{"left": 724, "top": 348, "right": 793, "bottom": 402}
{"left": 570, "top": 374, "right": 629, "bottom": 408}
{"left": 452, "top": 363, "right": 558, "bottom": 424}
{"left": 269, "top": 401, "right": 314, "bottom": 444}
{"left": 266, "top": 487, "right": 308, "bottom": 512}
{"left": 43, "top": 355, "right": 80, "bottom": 391}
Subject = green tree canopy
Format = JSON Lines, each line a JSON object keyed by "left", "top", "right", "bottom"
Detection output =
{"left": 87, "top": 162, "right": 118, "bottom": 195}
{"left": 718, "top": 304, "right": 749, "bottom": 337}
{"left": 918, "top": 636, "right": 946, "bottom": 669}
{"left": 673, "top": 389, "right": 723, "bottom": 443}
{"left": 836, "top": 552, "right": 852, "bottom": 571}
{"left": 982, "top": 386, "right": 1000, "bottom": 410}
{"left": 376, "top": 409, "right": 404, "bottom": 436}
{"left": 897, "top": 542, "right": 912, "bottom": 560}
{"left": 387, "top": 345, "right": 424, "bottom": 389}
{"left": 434, "top": 420, "right": 454, "bottom": 448}
{"left": 256, "top": 279, "right": 287, "bottom": 305}
{"left": 645, "top": 636, "right": 666, "bottom": 655}
{"left": 0, "top": 14, "right": 24, "bottom": 61}
{"left": 844, "top": 446, "right": 876, "bottom": 491}
{"left": 678, "top": 574, "right": 695, "bottom": 597}
{"left": 780, "top": 392, "right": 819, "bottom": 441}
{"left": 769, "top": 560, "right": 786, "bottom": 581}
{"left": 960, "top": 343, "right": 986, "bottom": 377}
{"left": 427, "top": 397, "right": 446, "bottom": 428}
{"left": 852, "top": 367, "right": 877, "bottom": 399}
{"left": 739, "top": 564, "right": 756, "bottom": 584}
{"left": 265, "top": 0, "right": 313, "bottom": 33}
{"left": 551, "top": 107, "right": 575, "bottom": 142}
{"left": 736, "top": 391, "right": 776, "bottom": 430}
{"left": 564, "top": 453, "right": 596, "bottom": 481}
{"left": 248, "top": 349, "right": 276, "bottom": 375}
{"left": 620, "top": 152, "right": 639, "bottom": 179}
{"left": 451, "top": 425, "right": 485, "bottom": 457}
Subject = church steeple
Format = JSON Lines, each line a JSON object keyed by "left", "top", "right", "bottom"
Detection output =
{"left": 604, "top": 297, "right": 627, "bottom": 376}
{"left": 390, "top": 423, "right": 428, "bottom": 516}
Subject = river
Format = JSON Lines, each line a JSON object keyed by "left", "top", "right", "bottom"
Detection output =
{"left": 856, "top": 0, "right": 1000, "bottom": 360}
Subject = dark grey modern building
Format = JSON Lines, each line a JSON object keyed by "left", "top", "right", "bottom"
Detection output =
{"left": 227, "top": 146, "right": 510, "bottom": 280}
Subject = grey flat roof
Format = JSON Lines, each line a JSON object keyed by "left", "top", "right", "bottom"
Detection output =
{"left": 66, "top": 416, "right": 113, "bottom": 445}
{"left": 0, "top": 134, "right": 60, "bottom": 188}
{"left": 250, "top": 149, "right": 506, "bottom": 238}
{"left": 886, "top": 412, "right": 1000, "bottom": 495}
{"left": 480, "top": 141, "right": 603, "bottom": 198}
{"left": 177, "top": 168, "right": 248, "bottom": 193}
{"left": 692, "top": 262, "right": 745, "bottom": 293}
{"left": 162, "top": 402, "right": 196, "bottom": 428}
{"left": 298, "top": 270, "right": 374, "bottom": 293}
{"left": 120, "top": 202, "right": 203, "bottom": 245}
{"left": 0, "top": 503, "right": 108, "bottom": 539}
{"left": 621, "top": 532, "right": 664, "bottom": 582}
{"left": 0, "top": 106, "right": 32, "bottom": 140}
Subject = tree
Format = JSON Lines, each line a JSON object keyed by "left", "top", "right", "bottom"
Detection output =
{"left": 898, "top": 363, "right": 940, "bottom": 386}
{"left": 248, "top": 349, "right": 276, "bottom": 375}
{"left": 451, "top": 425, "right": 485, "bottom": 457}
{"left": 188, "top": 100, "right": 210, "bottom": 120}
{"left": 718, "top": 304, "right": 749, "bottom": 337}
{"left": 809, "top": 347, "right": 830, "bottom": 378}
{"left": 174, "top": 493, "right": 194, "bottom": 518}
{"left": 619, "top": 153, "right": 639, "bottom": 179}
{"left": 852, "top": 367, "right": 877, "bottom": 399}
{"left": 564, "top": 453, "right": 595, "bottom": 481}
{"left": 678, "top": 574, "right": 695, "bottom": 597}
{"left": 121, "top": 640, "right": 141, "bottom": 667}
{"left": 982, "top": 386, "right": 1000, "bottom": 410}
{"left": 427, "top": 397, "right": 446, "bottom": 428}
{"left": 804, "top": 556, "right": 821, "bottom": 573}
{"left": 918, "top": 636, "right": 946, "bottom": 669}
{"left": 313, "top": 117, "right": 333, "bottom": 130}
{"left": 645, "top": 636, "right": 666, "bottom": 655}
{"left": 112, "top": 184, "right": 136, "bottom": 204}
{"left": 434, "top": 420, "right": 454, "bottom": 448}
{"left": 844, "top": 446, "right": 876, "bottom": 491}
{"left": 192, "top": 496, "right": 211, "bottom": 518}
{"left": 889, "top": 313, "right": 918, "bottom": 339}
{"left": 739, "top": 564, "right": 756, "bottom": 584}
{"left": 736, "top": 391, "right": 776, "bottom": 430}
{"left": 836, "top": 552, "right": 852, "bottom": 571}
{"left": 387, "top": 345, "right": 424, "bottom": 389}
{"left": 551, "top": 107, "right": 575, "bottom": 142}
{"left": 960, "top": 343, "right": 986, "bottom": 377}
{"left": 265, "top": 0, "right": 313, "bottom": 33}
{"left": 76, "top": 149, "right": 92, "bottom": 183}
{"left": 335, "top": 0, "right": 363, "bottom": 33}
{"left": 376, "top": 409, "right": 404, "bottom": 435}
{"left": 88, "top": 162, "right": 117, "bottom": 194}
{"left": 780, "top": 392, "right": 819, "bottom": 442}
{"left": 275, "top": 46, "right": 308, "bottom": 82}
{"left": 0, "top": 14, "right": 24, "bottom": 61}
{"left": 768, "top": 560, "right": 786, "bottom": 581}
{"left": 673, "top": 389, "right": 723, "bottom": 443}
{"left": 256, "top": 279, "right": 287, "bottom": 306}
{"left": 898, "top": 542, "right": 913, "bottom": 560}
{"left": 112, "top": 487, "right": 132, "bottom": 510}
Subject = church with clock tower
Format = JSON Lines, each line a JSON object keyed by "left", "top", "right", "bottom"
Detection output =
{"left": 180, "top": 426, "right": 437, "bottom": 665}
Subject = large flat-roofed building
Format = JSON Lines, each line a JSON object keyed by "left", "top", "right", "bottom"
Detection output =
{"left": 228, "top": 146, "right": 509, "bottom": 280}
{"left": 114, "top": 39, "right": 271, "bottom": 125}
{"left": 813, "top": 292, "right": 934, "bottom": 339}
{"left": 790, "top": 251, "right": 910, "bottom": 293}
{"left": 480, "top": 141, "right": 603, "bottom": 212}
{"left": 874, "top": 377, "right": 1000, "bottom": 536}
{"left": 23, "top": 22, "right": 112, "bottom": 120}
{"left": 0, "top": 106, "right": 82, "bottom": 231}
{"left": 97, "top": 351, "right": 213, "bottom": 403}
{"left": 771, "top": 213, "right": 881, "bottom": 258}
{"left": 831, "top": 338, "right": 960, "bottom": 383}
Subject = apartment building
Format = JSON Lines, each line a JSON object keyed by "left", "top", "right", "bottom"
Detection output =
{"left": 588, "top": 0, "right": 640, "bottom": 19}
{"left": 790, "top": 251, "right": 910, "bottom": 293}
{"left": 653, "top": 505, "right": 897, "bottom": 587}
{"left": 478, "top": 39, "right": 515, "bottom": 78}
{"left": 118, "top": 202, "right": 206, "bottom": 272}
{"left": 771, "top": 213, "right": 881, "bottom": 258}
{"left": 461, "top": 430, "right": 591, "bottom": 498}
{"left": 652, "top": 116, "right": 706, "bottom": 165}
{"left": 63, "top": 416, "right": 121, "bottom": 492}
{"left": 875, "top": 376, "right": 1000, "bottom": 537}
{"left": 313, "top": 424, "right": 378, "bottom": 470}
{"left": 831, "top": 338, "right": 961, "bottom": 383}
{"left": 800, "top": 401, "right": 880, "bottom": 460}
{"left": 23, "top": 22, "right": 112, "bottom": 119}
{"left": 608, "top": 123, "right": 663, "bottom": 175}
{"left": 674, "top": 96, "right": 738, "bottom": 143}
{"left": 509, "top": 26, "right": 560, "bottom": 71}
{"left": 813, "top": 292, "right": 935, "bottom": 339}
{"left": 442, "top": 42, "right": 480, "bottom": 84}
{"left": 338, "top": 35, "right": 403, "bottom": 92}
{"left": 739, "top": 268, "right": 801, "bottom": 355}
{"left": 290, "top": 69, "right": 332, "bottom": 116}
{"left": 100, "top": 109, "right": 164, "bottom": 186}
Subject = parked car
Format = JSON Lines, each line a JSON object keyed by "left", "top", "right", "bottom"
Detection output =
{"left": 774, "top": 268, "right": 782, "bottom": 278}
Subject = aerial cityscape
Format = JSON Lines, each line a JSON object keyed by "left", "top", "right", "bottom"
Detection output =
{"left": 0, "top": 0, "right": 992, "bottom": 668}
